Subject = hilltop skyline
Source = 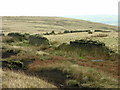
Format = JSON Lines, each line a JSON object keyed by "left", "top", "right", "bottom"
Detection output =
{"left": 64, "top": 15, "right": 118, "bottom": 26}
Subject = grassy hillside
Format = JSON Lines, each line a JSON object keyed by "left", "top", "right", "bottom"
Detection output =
{"left": 1, "top": 16, "right": 119, "bottom": 88}
{"left": 2, "top": 16, "right": 117, "bottom": 34}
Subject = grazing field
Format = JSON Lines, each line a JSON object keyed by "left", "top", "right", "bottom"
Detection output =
{"left": 1, "top": 16, "right": 119, "bottom": 88}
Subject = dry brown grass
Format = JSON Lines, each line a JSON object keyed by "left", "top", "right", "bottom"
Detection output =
{"left": 1, "top": 16, "right": 119, "bottom": 88}
{"left": 2, "top": 16, "right": 117, "bottom": 35}
{"left": 1, "top": 68, "right": 57, "bottom": 88}
{"left": 91, "top": 34, "right": 108, "bottom": 37}
{"left": 2, "top": 16, "right": 118, "bottom": 52}
{"left": 45, "top": 32, "right": 118, "bottom": 52}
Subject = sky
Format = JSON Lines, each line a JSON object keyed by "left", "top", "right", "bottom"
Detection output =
{"left": 0, "top": 0, "right": 119, "bottom": 16}
{"left": 65, "top": 15, "right": 118, "bottom": 26}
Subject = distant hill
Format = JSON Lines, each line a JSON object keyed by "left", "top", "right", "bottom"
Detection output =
{"left": 2, "top": 16, "right": 117, "bottom": 34}
{"left": 65, "top": 15, "right": 117, "bottom": 26}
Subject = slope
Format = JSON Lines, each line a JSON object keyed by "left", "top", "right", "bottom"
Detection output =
{"left": 2, "top": 16, "right": 117, "bottom": 34}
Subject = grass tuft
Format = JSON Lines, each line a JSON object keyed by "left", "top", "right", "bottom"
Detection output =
{"left": 2, "top": 69, "right": 57, "bottom": 88}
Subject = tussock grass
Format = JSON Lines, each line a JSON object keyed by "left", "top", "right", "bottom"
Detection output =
{"left": 2, "top": 36, "right": 15, "bottom": 43}
{"left": 1, "top": 69, "right": 57, "bottom": 88}
{"left": 29, "top": 61, "right": 118, "bottom": 88}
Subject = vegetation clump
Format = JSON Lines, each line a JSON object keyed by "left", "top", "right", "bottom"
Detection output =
{"left": 63, "top": 30, "right": 91, "bottom": 34}
{"left": 66, "top": 80, "right": 80, "bottom": 87}
{"left": 43, "top": 31, "right": 56, "bottom": 35}
{"left": 8, "top": 32, "right": 25, "bottom": 41}
{"left": 88, "top": 31, "right": 93, "bottom": 34}
{"left": 29, "top": 34, "right": 50, "bottom": 46}
{"left": 1, "top": 59, "right": 25, "bottom": 70}
{"left": 70, "top": 39, "right": 105, "bottom": 47}
{"left": 57, "top": 39, "right": 115, "bottom": 59}
{"left": 94, "top": 30, "right": 111, "bottom": 32}
{"left": 64, "top": 30, "right": 70, "bottom": 33}
{"left": 2, "top": 36, "right": 15, "bottom": 43}
{"left": 23, "top": 33, "right": 30, "bottom": 40}
{"left": 91, "top": 34, "right": 108, "bottom": 37}
{"left": 2, "top": 47, "right": 21, "bottom": 58}
{"left": 70, "top": 39, "right": 114, "bottom": 55}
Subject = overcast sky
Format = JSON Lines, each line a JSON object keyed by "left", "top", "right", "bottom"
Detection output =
{"left": 0, "top": 0, "right": 119, "bottom": 16}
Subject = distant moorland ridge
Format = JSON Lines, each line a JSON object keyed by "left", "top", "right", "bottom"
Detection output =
{"left": 2, "top": 16, "right": 117, "bottom": 34}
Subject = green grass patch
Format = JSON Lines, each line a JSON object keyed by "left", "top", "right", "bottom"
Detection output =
{"left": 13, "top": 40, "right": 31, "bottom": 46}
{"left": 40, "top": 55, "right": 52, "bottom": 61}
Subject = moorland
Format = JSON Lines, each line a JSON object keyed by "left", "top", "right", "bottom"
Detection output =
{"left": 0, "top": 16, "right": 119, "bottom": 88}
